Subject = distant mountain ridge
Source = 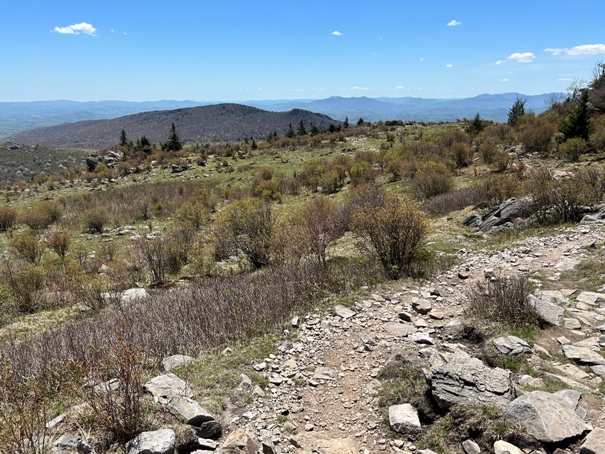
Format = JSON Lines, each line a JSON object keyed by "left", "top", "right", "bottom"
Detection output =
{"left": 0, "top": 93, "right": 562, "bottom": 143}
{"left": 5, "top": 104, "right": 339, "bottom": 148}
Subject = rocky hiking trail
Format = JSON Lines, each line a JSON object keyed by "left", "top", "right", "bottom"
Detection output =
{"left": 50, "top": 224, "right": 605, "bottom": 454}
{"left": 214, "top": 224, "right": 605, "bottom": 454}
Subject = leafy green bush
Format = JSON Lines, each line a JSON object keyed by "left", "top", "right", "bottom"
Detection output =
{"left": 11, "top": 229, "right": 44, "bottom": 265}
{"left": 82, "top": 207, "right": 111, "bottom": 233}
{"left": 559, "top": 137, "right": 589, "bottom": 162}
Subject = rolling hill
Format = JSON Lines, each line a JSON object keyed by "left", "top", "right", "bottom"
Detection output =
{"left": 5, "top": 104, "right": 339, "bottom": 148}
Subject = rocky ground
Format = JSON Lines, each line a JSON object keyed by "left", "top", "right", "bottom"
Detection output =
{"left": 49, "top": 223, "right": 605, "bottom": 454}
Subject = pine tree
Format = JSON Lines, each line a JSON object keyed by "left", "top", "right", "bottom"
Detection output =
{"left": 508, "top": 97, "right": 526, "bottom": 127}
{"left": 560, "top": 89, "right": 591, "bottom": 141}
{"left": 286, "top": 123, "right": 295, "bottom": 138}
{"left": 119, "top": 128, "right": 128, "bottom": 147}
{"left": 297, "top": 120, "right": 307, "bottom": 136}
{"left": 164, "top": 122, "right": 182, "bottom": 151}
{"left": 343, "top": 116, "right": 349, "bottom": 129}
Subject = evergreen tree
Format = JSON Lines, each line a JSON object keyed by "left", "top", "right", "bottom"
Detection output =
{"left": 357, "top": 117, "right": 365, "bottom": 126}
{"left": 119, "top": 128, "right": 128, "bottom": 147}
{"left": 507, "top": 97, "right": 526, "bottom": 127}
{"left": 164, "top": 122, "right": 182, "bottom": 151}
{"left": 343, "top": 116, "right": 349, "bottom": 129}
{"left": 297, "top": 120, "right": 307, "bottom": 136}
{"left": 286, "top": 123, "right": 295, "bottom": 138}
{"left": 310, "top": 124, "right": 320, "bottom": 136}
{"left": 467, "top": 113, "right": 483, "bottom": 135}
{"left": 560, "top": 88, "right": 591, "bottom": 141}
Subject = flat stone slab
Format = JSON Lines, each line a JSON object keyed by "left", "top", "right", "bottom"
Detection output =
{"left": 492, "top": 336, "right": 532, "bottom": 355}
{"left": 313, "top": 366, "right": 339, "bottom": 381}
{"left": 383, "top": 322, "right": 417, "bottom": 337}
{"left": 528, "top": 294, "right": 563, "bottom": 326}
{"left": 161, "top": 354, "right": 194, "bottom": 372}
{"left": 144, "top": 373, "right": 192, "bottom": 404}
{"left": 505, "top": 391, "right": 590, "bottom": 443}
{"left": 577, "top": 291, "right": 605, "bottom": 306}
{"left": 411, "top": 298, "right": 432, "bottom": 315}
{"left": 333, "top": 305, "right": 356, "bottom": 319}
{"left": 562, "top": 345, "right": 605, "bottom": 366}
{"left": 388, "top": 404, "right": 421, "bottom": 435}
{"left": 126, "top": 429, "right": 175, "bottom": 454}
{"left": 168, "top": 396, "right": 214, "bottom": 426}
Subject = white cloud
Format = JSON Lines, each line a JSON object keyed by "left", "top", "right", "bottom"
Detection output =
{"left": 499, "top": 78, "right": 510, "bottom": 82}
{"left": 350, "top": 86, "right": 370, "bottom": 90}
{"left": 544, "top": 47, "right": 564, "bottom": 56}
{"left": 557, "top": 77, "right": 573, "bottom": 81}
{"left": 446, "top": 64, "right": 453, "bottom": 68}
{"left": 447, "top": 20, "right": 462, "bottom": 26}
{"left": 331, "top": 30, "right": 342, "bottom": 36}
{"left": 495, "top": 60, "right": 506, "bottom": 65}
{"left": 53, "top": 22, "right": 97, "bottom": 36}
{"left": 546, "top": 44, "right": 605, "bottom": 56}
{"left": 507, "top": 52, "right": 535, "bottom": 63}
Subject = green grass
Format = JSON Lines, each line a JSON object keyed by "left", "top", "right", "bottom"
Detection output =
{"left": 175, "top": 335, "right": 277, "bottom": 416}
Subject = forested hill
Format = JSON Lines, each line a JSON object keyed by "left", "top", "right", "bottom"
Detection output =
{"left": 6, "top": 104, "right": 339, "bottom": 148}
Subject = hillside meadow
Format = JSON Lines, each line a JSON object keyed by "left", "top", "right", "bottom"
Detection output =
{"left": 1, "top": 71, "right": 605, "bottom": 452}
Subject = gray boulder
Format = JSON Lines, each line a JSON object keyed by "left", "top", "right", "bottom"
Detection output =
{"left": 505, "top": 391, "right": 590, "bottom": 443}
{"left": 492, "top": 336, "right": 532, "bottom": 355}
{"left": 168, "top": 396, "right": 214, "bottom": 426}
{"left": 463, "top": 198, "right": 528, "bottom": 233}
{"left": 144, "top": 373, "right": 192, "bottom": 404}
{"left": 388, "top": 404, "right": 421, "bottom": 435}
{"left": 333, "top": 304, "right": 356, "bottom": 319}
{"left": 581, "top": 427, "right": 605, "bottom": 454}
{"left": 52, "top": 432, "right": 94, "bottom": 454}
{"left": 383, "top": 322, "right": 417, "bottom": 337}
{"left": 562, "top": 345, "right": 605, "bottom": 366}
{"left": 427, "top": 350, "right": 512, "bottom": 409}
{"left": 126, "top": 429, "right": 175, "bottom": 454}
{"left": 528, "top": 294, "right": 563, "bottom": 326}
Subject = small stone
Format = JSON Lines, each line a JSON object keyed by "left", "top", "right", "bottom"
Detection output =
{"left": 304, "top": 423, "right": 314, "bottom": 432}
{"left": 411, "top": 298, "right": 432, "bottom": 315}
{"left": 494, "top": 440, "right": 524, "bottom": 454}
{"left": 334, "top": 304, "right": 356, "bottom": 319}
{"left": 580, "top": 426, "right": 605, "bottom": 453}
{"left": 462, "top": 439, "right": 481, "bottom": 454}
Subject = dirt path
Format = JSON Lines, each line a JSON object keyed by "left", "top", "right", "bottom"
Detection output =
{"left": 228, "top": 224, "right": 605, "bottom": 454}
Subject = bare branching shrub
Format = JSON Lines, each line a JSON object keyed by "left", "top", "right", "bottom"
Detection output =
{"left": 292, "top": 196, "right": 345, "bottom": 266}
{"left": 81, "top": 326, "right": 148, "bottom": 445}
{"left": 214, "top": 197, "right": 274, "bottom": 269}
{"left": 82, "top": 207, "right": 111, "bottom": 234}
{"left": 0, "top": 359, "right": 61, "bottom": 454}
{"left": 411, "top": 161, "right": 454, "bottom": 200}
{"left": 352, "top": 193, "right": 429, "bottom": 279}
{"left": 11, "top": 229, "right": 44, "bottom": 265}
{"left": 526, "top": 167, "right": 597, "bottom": 224}
{"left": 72, "top": 274, "right": 120, "bottom": 311}
{"left": 165, "top": 224, "right": 198, "bottom": 275}
{"left": 448, "top": 142, "right": 473, "bottom": 168}
{"left": 589, "top": 115, "right": 605, "bottom": 151}
{"left": 465, "top": 274, "right": 538, "bottom": 327}
{"left": 421, "top": 187, "right": 483, "bottom": 216}
{"left": 134, "top": 235, "right": 168, "bottom": 284}
{"left": 518, "top": 114, "right": 556, "bottom": 153}
{"left": 2, "top": 260, "right": 45, "bottom": 314}
{"left": 45, "top": 230, "right": 70, "bottom": 259}
{"left": 476, "top": 137, "right": 499, "bottom": 164}
{"left": 173, "top": 201, "right": 209, "bottom": 229}
{"left": 0, "top": 206, "right": 17, "bottom": 231}
{"left": 476, "top": 173, "right": 523, "bottom": 206}
{"left": 19, "top": 207, "right": 53, "bottom": 231}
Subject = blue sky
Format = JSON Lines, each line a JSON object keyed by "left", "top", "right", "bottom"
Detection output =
{"left": 1, "top": 0, "right": 604, "bottom": 102}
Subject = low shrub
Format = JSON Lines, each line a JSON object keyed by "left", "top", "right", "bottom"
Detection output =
{"left": 352, "top": 193, "right": 429, "bottom": 279}
{"left": 0, "top": 206, "right": 17, "bottom": 231}
{"left": 559, "top": 137, "right": 589, "bottom": 162}
{"left": 82, "top": 207, "right": 111, "bottom": 233}
{"left": 465, "top": 274, "right": 538, "bottom": 327}
{"left": 412, "top": 161, "right": 454, "bottom": 201}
